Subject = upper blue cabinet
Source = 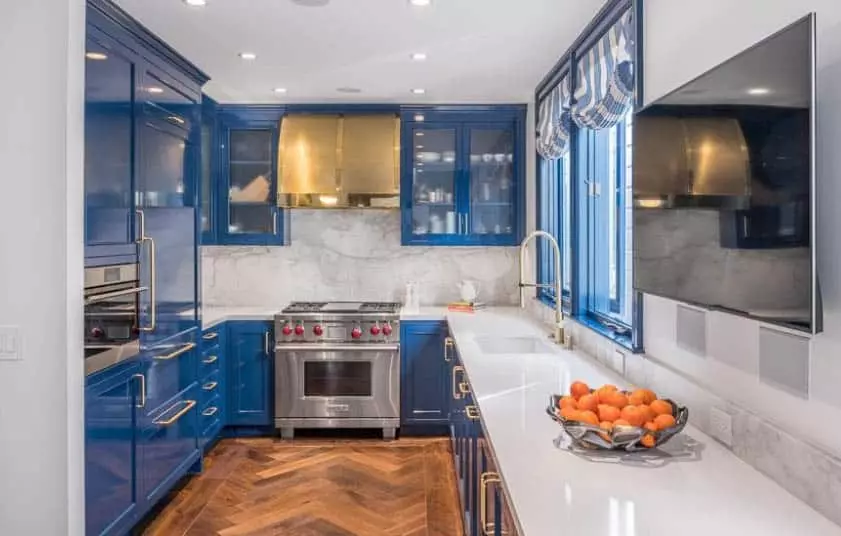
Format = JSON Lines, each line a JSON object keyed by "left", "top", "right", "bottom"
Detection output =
{"left": 401, "top": 106, "right": 526, "bottom": 246}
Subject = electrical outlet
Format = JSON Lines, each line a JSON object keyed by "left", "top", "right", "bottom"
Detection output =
{"left": 0, "top": 326, "right": 21, "bottom": 361}
{"left": 709, "top": 406, "right": 733, "bottom": 447}
{"left": 610, "top": 349, "right": 625, "bottom": 375}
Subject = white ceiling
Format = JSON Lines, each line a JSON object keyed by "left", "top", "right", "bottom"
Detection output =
{"left": 114, "top": 0, "right": 607, "bottom": 104}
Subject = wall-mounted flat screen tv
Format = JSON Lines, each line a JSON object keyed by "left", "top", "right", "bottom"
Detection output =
{"left": 633, "top": 14, "right": 821, "bottom": 333}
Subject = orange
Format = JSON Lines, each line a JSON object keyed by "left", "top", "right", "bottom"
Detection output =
{"left": 644, "top": 421, "right": 659, "bottom": 433}
{"left": 628, "top": 391, "right": 645, "bottom": 406}
{"left": 559, "top": 396, "right": 578, "bottom": 411}
{"left": 597, "top": 404, "right": 621, "bottom": 423}
{"left": 570, "top": 381, "right": 590, "bottom": 401}
{"left": 650, "top": 399, "right": 673, "bottom": 417}
{"left": 631, "top": 388, "right": 657, "bottom": 405}
{"left": 596, "top": 384, "right": 618, "bottom": 401}
{"left": 560, "top": 407, "right": 579, "bottom": 421}
{"left": 577, "top": 410, "right": 600, "bottom": 427}
{"left": 638, "top": 404, "right": 656, "bottom": 424}
{"left": 654, "top": 414, "right": 677, "bottom": 430}
{"left": 620, "top": 406, "right": 645, "bottom": 427}
{"left": 640, "top": 434, "right": 657, "bottom": 448}
{"left": 577, "top": 394, "right": 599, "bottom": 413}
{"left": 598, "top": 421, "right": 614, "bottom": 442}
{"left": 613, "top": 419, "right": 631, "bottom": 428}
{"left": 603, "top": 391, "right": 629, "bottom": 410}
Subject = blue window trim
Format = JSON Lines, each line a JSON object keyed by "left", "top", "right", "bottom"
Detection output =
{"left": 533, "top": 0, "right": 645, "bottom": 354}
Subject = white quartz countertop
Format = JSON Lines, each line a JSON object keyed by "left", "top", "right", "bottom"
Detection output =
{"left": 445, "top": 308, "right": 841, "bottom": 536}
{"left": 201, "top": 307, "right": 277, "bottom": 329}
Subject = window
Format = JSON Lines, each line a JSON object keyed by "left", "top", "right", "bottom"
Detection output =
{"left": 537, "top": 152, "right": 572, "bottom": 308}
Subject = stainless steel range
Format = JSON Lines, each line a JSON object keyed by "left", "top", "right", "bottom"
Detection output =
{"left": 274, "top": 301, "right": 401, "bottom": 440}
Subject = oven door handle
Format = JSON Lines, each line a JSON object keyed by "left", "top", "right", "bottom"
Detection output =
{"left": 275, "top": 343, "right": 399, "bottom": 352}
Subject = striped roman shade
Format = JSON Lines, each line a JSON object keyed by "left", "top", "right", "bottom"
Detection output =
{"left": 536, "top": 76, "right": 573, "bottom": 160}
{"left": 572, "top": 10, "right": 635, "bottom": 130}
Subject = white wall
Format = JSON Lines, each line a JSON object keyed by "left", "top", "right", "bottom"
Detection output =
{"left": 0, "top": 1, "right": 86, "bottom": 534}
{"left": 641, "top": 0, "right": 841, "bottom": 455}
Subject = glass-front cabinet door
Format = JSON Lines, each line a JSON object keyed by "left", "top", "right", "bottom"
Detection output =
{"left": 406, "top": 125, "right": 462, "bottom": 242}
{"left": 465, "top": 124, "right": 517, "bottom": 243}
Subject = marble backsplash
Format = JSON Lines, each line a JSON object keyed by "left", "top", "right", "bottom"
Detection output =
{"left": 202, "top": 209, "right": 520, "bottom": 307}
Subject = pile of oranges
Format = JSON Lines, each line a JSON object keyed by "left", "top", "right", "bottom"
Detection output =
{"left": 557, "top": 381, "right": 677, "bottom": 448}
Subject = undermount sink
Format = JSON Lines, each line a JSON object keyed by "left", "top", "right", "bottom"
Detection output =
{"left": 475, "top": 336, "right": 551, "bottom": 355}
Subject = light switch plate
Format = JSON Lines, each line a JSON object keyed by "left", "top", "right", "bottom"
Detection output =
{"left": 610, "top": 349, "right": 625, "bottom": 375}
{"left": 0, "top": 326, "right": 21, "bottom": 361}
{"left": 709, "top": 406, "right": 733, "bottom": 447}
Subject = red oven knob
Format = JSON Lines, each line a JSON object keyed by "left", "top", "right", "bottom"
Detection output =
{"left": 370, "top": 324, "right": 381, "bottom": 336}
{"left": 294, "top": 324, "right": 305, "bottom": 336}
{"left": 90, "top": 327, "right": 104, "bottom": 339}
{"left": 382, "top": 323, "right": 393, "bottom": 336}
{"left": 282, "top": 324, "right": 293, "bottom": 336}
{"left": 351, "top": 327, "right": 362, "bottom": 339}
{"left": 313, "top": 325, "right": 324, "bottom": 336}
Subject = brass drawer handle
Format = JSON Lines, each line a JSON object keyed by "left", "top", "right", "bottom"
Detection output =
{"left": 202, "top": 332, "right": 218, "bottom": 341}
{"left": 459, "top": 381, "right": 470, "bottom": 395}
{"left": 202, "top": 381, "right": 218, "bottom": 391}
{"left": 154, "top": 342, "right": 196, "bottom": 361}
{"left": 154, "top": 400, "right": 196, "bottom": 426}
{"left": 452, "top": 365, "right": 465, "bottom": 400}
{"left": 202, "top": 406, "right": 218, "bottom": 417}
{"left": 444, "top": 337, "right": 454, "bottom": 362}
{"left": 480, "top": 472, "right": 505, "bottom": 535}
{"left": 202, "top": 355, "right": 218, "bottom": 364}
{"left": 465, "top": 405, "right": 480, "bottom": 420}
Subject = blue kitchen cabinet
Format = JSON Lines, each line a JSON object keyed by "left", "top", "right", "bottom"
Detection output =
{"left": 214, "top": 107, "right": 287, "bottom": 245}
{"left": 478, "top": 434, "right": 519, "bottom": 536}
{"left": 227, "top": 321, "right": 274, "bottom": 426}
{"left": 400, "top": 321, "right": 451, "bottom": 427}
{"left": 199, "top": 323, "right": 227, "bottom": 448}
{"left": 84, "top": 24, "right": 137, "bottom": 267}
{"left": 401, "top": 106, "right": 526, "bottom": 246}
{"left": 85, "top": 360, "right": 142, "bottom": 536}
{"left": 201, "top": 97, "right": 220, "bottom": 245}
{"left": 449, "top": 347, "right": 477, "bottom": 535}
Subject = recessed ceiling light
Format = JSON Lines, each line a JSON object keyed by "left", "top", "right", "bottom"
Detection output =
{"left": 85, "top": 52, "right": 108, "bottom": 61}
{"left": 336, "top": 87, "right": 363, "bottom": 94}
{"left": 409, "top": 0, "right": 431, "bottom": 6}
{"left": 414, "top": 114, "right": 425, "bottom": 122}
{"left": 184, "top": 0, "right": 206, "bottom": 6}
{"left": 273, "top": 87, "right": 288, "bottom": 94}
{"left": 410, "top": 52, "right": 427, "bottom": 61}
{"left": 416, "top": 145, "right": 424, "bottom": 149}
{"left": 239, "top": 52, "right": 257, "bottom": 61}
{"left": 747, "top": 87, "right": 770, "bottom": 96}
{"left": 147, "top": 87, "right": 164, "bottom": 94}
{"left": 411, "top": 88, "right": 426, "bottom": 95}
{"left": 415, "top": 132, "right": 424, "bottom": 137}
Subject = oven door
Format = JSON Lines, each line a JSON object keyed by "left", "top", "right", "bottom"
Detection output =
{"left": 275, "top": 344, "right": 399, "bottom": 422}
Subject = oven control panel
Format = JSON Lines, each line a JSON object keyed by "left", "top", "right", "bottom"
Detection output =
{"left": 275, "top": 319, "right": 400, "bottom": 344}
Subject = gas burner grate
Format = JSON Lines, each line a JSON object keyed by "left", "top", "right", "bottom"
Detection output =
{"left": 283, "top": 302, "right": 327, "bottom": 313}
{"left": 358, "top": 302, "right": 402, "bottom": 313}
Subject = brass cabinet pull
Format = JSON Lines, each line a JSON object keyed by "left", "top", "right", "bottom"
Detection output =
{"left": 459, "top": 381, "right": 471, "bottom": 395}
{"left": 133, "top": 373, "right": 146, "bottom": 408}
{"left": 465, "top": 405, "right": 480, "bottom": 420}
{"left": 202, "top": 381, "right": 218, "bottom": 391}
{"left": 202, "top": 355, "right": 218, "bottom": 364}
{"left": 202, "top": 332, "right": 218, "bottom": 341}
{"left": 154, "top": 400, "right": 196, "bottom": 426}
{"left": 480, "top": 472, "right": 505, "bottom": 535}
{"left": 135, "top": 210, "right": 157, "bottom": 333}
{"left": 452, "top": 365, "right": 465, "bottom": 400}
{"left": 154, "top": 342, "right": 196, "bottom": 361}
{"left": 444, "top": 337, "right": 454, "bottom": 362}
{"left": 202, "top": 406, "right": 218, "bottom": 417}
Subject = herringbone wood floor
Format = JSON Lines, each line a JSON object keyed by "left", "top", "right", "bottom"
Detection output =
{"left": 139, "top": 438, "right": 464, "bottom": 536}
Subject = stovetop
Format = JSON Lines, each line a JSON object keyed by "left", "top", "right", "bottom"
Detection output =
{"left": 282, "top": 301, "right": 401, "bottom": 314}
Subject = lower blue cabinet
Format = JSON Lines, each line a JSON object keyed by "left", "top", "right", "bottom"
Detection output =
{"left": 199, "top": 324, "right": 227, "bottom": 448}
{"left": 85, "top": 360, "right": 142, "bottom": 536}
{"left": 227, "top": 321, "right": 273, "bottom": 426}
{"left": 138, "top": 383, "right": 201, "bottom": 506}
{"left": 400, "top": 320, "right": 451, "bottom": 426}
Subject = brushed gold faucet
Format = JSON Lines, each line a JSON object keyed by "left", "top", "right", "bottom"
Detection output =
{"left": 519, "top": 230, "right": 565, "bottom": 344}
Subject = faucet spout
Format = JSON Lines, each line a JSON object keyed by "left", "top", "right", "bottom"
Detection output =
{"left": 519, "top": 230, "right": 565, "bottom": 343}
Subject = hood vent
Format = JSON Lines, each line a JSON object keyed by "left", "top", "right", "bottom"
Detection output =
{"left": 634, "top": 116, "right": 751, "bottom": 209}
{"left": 277, "top": 114, "right": 400, "bottom": 208}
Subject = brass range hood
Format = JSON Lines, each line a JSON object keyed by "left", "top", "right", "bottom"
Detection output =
{"left": 277, "top": 114, "right": 401, "bottom": 208}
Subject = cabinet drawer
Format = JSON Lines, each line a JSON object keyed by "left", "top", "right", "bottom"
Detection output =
{"left": 199, "top": 348, "right": 221, "bottom": 377}
{"left": 199, "top": 393, "right": 223, "bottom": 448}
{"left": 142, "top": 330, "right": 198, "bottom": 420}
{"left": 201, "top": 326, "right": 222, "bottom": 349}
{"left": 199, "top": 369, "right": 221, "bottom": 405}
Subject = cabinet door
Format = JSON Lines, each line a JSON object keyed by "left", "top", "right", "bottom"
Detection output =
{"left": 220, "top": 121, "right": 284, "bottom": 245}
{"left": 85, "top": 362, "right": 141, "bottom": 536}
{"left": 138, "top": 385, "right": 200, "bottom": 505}
{"left": 401, "top": 321, "right": 450, "bottom": 425}
{"left": 464, "top": 123, "right": 519, "bottom": 245}
{"left": 228, "top": 322, "right": 273, "bottom": 426}
{"left": 402, "top": 124, "right": 464, "bottom": 244}
{"left": 140, "top": 330, "right": 198, "bottom": 419}
{"left": 84, "top": 31, "right": 136, "bottom": 262}
{"left": 200, "top": 100, "right": 218, "bottom": 243}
